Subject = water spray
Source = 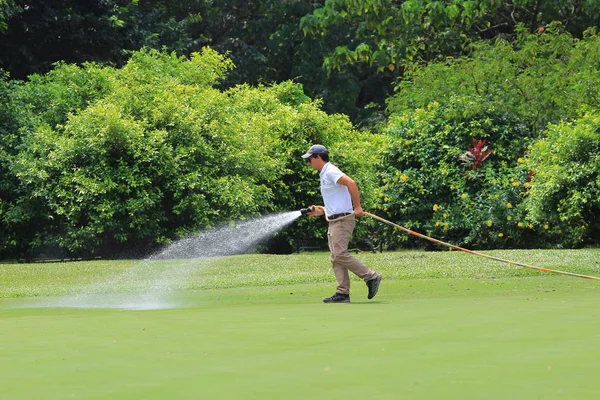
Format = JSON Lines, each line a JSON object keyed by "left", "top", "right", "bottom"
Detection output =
{"left": 47, "top": 211, "right": 305, "bottom": 310}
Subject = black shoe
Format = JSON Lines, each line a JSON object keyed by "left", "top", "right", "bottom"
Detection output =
{"left": 323, "top": 293, "right": 350, "bottom": 303}
{"left": 366, "top": 274, "right": 382, "bottom": 299}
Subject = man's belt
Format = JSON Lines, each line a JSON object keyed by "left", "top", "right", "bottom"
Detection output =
{"left": 327, "top": 212, "right": 352, "bottom": 220}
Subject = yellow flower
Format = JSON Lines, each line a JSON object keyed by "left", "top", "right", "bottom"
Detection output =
{"left": 383, "top": 207, "right": 388, "bottom": 212}
{"left": 498, "top": 233, "right": 504, "bottom": 237}
{"left": 384, "top": 197, "right": 391, "bottom": 202}
{"left": 518, "top": 158, "right": 525, "bottom": 163}
{"left": 506, "top": 203, "right": 512, "bottom": 208}
{"left": 379, "top": 192, "right": 384, "bottom": 197}
{"left": 383, "top": 178, "right": 388, "bottom": 183}
{"left": 518, "top": 222, "right": 523, "bottom": 227}
{"left": 443, "top": 213, "right": 448, "bottom": 218}
{"left": 507, "top": 216, "right": 512, "bottom": 221}
{"left": 400, "top": 175, "right": 408, "bottom": 181}
{"left": 450, "top": 185, "right": 455, "bottom": 190}
{"left": 512, "top": 181, "right": 520, "bottom": 187}
{"left": 544, "top": 224, "right": 549, "bottom": 230}
{"left": 433, "top": 204, "right": 439, "bottom": 211}
{"left": 465, "top": 204, "right": 469, "bottom": 209}
{"left": 487, "top": 220, "right": 493, "bottom": 227}
{"left": 528, "top": 224, "right": 533, "bottom": 229}
{"left": 461, "top": 193, "right": 467, "bottom": 199}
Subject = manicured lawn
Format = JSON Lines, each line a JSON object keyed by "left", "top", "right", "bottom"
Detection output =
{"left": 1, "top": 250, "right": 599, "bottom": 399}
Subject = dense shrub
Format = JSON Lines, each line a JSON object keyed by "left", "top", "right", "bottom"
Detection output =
{"left": 523, "top": 113, "right": 600, "bottom": 247}
{"left": 375, "top": 24, "right": 600, "bottom": 249}
{"left": 375, "top": 101, "right": 532, "bottom": 249}
{"left": 1, "top": 48, "right": 379, "bottom": 259}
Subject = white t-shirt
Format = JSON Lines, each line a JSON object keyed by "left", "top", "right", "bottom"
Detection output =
{"left": 319, "top": 162, "right": 353, "bottom": 217}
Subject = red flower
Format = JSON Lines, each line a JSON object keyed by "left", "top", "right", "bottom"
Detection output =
{"left": 458, "top": 138, "right": 493, "bottom": 170}
{"left": 527, "top": 171, "right": 534, "bottom": 182}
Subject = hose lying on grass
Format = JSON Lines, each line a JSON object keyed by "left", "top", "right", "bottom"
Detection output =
{"left": 363, "top": 211, "right": 600, "bottom": 281}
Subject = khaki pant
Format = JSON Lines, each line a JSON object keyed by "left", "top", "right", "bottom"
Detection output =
{"left": 327, "top": 215, "right": 378, "bottom": 295}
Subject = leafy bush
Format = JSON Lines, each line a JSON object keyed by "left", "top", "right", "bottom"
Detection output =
{"left": 1, "top": 61, "right": 116, "bottom": 259}
{"left": 375, "top": 101, "right": 532, "bottom": 249}
{"left": 523, "top": 113, "right": 600, "bottom": 247}
{"left": 375, "top": 24, "right": 600, "bottom": 249}
{"left": 1, "top": 48, "right": 378, "bottom": 259}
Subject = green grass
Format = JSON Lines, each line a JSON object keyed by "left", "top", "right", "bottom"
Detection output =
{"left": 2, "top": 249, "right": 599, "bottom": 298}
{"left": 1, "top": 249, "right": 600, "bottom": 399}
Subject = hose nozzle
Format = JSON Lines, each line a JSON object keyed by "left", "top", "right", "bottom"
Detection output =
{"left": 300, "top": 206, "right": 314, "bottom": 215}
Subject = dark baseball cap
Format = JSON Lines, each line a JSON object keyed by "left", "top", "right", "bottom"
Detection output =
{"left": 301, "top": 144, "right": 329, "bottom": 159}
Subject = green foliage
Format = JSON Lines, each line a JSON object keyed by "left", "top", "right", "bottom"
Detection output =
{"left": 375, "top": 102, "right": 532, "bottom": 249}
{"left": 2, "top": 4, "right": 599, "bottom": 257}
{"left": 0, "top": 1, "right": 319, "bottom": 94}
{"left": 2, "top": 0, "right": 599, "bottom": 129}
{"left": 377, "top": 26, "right": 600, "bottom": 249}
{"left": 10, "top": 62, "right": 114, "bottom": 128}
{"left": 0, "top": 1, "right": 135, "bottom": 79}
{"left": 302, "top": 1, "right": 600, "bottom": 72}
{"left": 390, "top": 23, "right": 600, "bottom": 136}
{"left": 301, "top": 1, "right": 600, "bottom": 124}
{"left": 0, "top": 0, "right": 20, "bottom": 33}
{"left": 523, "top": 113, "right": 600, "bottom": 247}
{"left": 1, "top": 48, "right": 377, "bottom": 258}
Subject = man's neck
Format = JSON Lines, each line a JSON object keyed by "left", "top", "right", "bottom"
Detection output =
{"left": 316, "top": 160, "right": 328, "bottom": 172}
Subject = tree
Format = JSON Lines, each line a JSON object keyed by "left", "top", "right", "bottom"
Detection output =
{"left": 0, "top": 1, "right": 132, "bottom": 79}
{"left": 0, "top": 0, "right": 19, "bottom": 32}
{"left": 300, "top": 0, "right": 600, "bottom": 123}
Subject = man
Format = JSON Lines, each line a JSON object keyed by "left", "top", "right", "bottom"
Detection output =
{"left": 302, "top": 144, "right": 382, "bottom": 303}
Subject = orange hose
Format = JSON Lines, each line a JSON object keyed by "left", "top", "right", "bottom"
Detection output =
{"left": 364, "top": 212, "right": 600, "bottom": 281}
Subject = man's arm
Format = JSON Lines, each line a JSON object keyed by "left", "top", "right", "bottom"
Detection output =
{"left": 337, "top": 175, "right": 364, "bottom": 216}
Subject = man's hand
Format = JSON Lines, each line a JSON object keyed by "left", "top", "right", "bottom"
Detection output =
{"left": 337, "top": 175, "right": 364, "bottom": 217}
{"left": 307, "top": 205, "right": 325, "bottom": 217}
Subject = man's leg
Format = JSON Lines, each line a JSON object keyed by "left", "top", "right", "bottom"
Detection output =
{"left": 327, "top": 221, "right": 351, "bottom": 294}
{"left": 328, "top": 216, "right": 378, "bottom": 295}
